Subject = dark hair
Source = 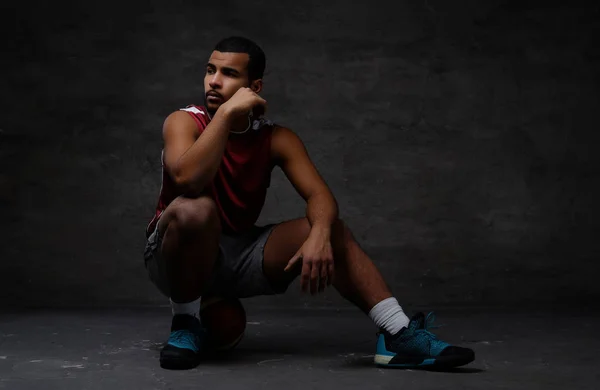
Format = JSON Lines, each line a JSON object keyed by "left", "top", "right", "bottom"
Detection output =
{"left": 213, "top": 36, "right": 266, "bottom": 82}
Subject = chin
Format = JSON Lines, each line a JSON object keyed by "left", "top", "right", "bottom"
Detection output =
{"left": 207, "top": 103, "right": 219, "bottom": 115}
{"left": 203, "top": 99, "right": 219, "bottom": 115}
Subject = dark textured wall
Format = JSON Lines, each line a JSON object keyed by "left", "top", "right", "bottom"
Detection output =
{"left": 1, "top": 0, "right": 598, "bottom": 309}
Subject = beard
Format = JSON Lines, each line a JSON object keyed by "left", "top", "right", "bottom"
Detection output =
{"left": 203, "top": 95, "right": 218, "bottom": 117}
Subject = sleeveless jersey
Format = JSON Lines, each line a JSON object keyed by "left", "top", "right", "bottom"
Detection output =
{"left": 146, "top": 105, "right": 275, "bottom": 236}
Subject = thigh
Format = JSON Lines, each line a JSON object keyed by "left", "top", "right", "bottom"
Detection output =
{"left": 145, "top": 216, "right": 230, "bottom": 298}
{"left": 262, "top": 217, "right": 312, "bottom": 292}
{"left": 144, "top": 194, "right": 222, "bottom": 297}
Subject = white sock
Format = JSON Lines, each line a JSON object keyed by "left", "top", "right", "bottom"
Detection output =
{"left": 368, "top": 297, "right": 410, "bottom": 335}
{"left": 170, "top": 297, "right": 201, "bottom": 319}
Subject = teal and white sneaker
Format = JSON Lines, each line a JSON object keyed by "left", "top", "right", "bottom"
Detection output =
{"left": 160, "top": 314, "right": 206, "bottom": 370}
{"left": 375, "top": 312, "right": 475, "bottom": 369}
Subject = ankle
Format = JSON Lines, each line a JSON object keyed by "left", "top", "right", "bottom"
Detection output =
{"left": 170, "top": 297, "right": 201, "bottom": 319}
{"left": 369, "top": 297, "right": 410, "bottom": 335}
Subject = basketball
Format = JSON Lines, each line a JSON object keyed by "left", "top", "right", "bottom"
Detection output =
{"left": 200, "top": 296, "right": 247, "bottom": 351}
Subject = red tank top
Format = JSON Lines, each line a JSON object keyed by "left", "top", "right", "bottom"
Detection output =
{"left": 146, "top": 105, "right": 275, "bottom": 236}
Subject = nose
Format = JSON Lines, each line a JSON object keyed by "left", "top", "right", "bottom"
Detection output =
{"left": 208, "top": 73, "right": 222, "bottom": 89}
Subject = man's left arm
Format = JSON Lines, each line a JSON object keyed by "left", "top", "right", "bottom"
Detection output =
{"left": 306, "top": 190, "right": 338, "bottom": 240}
{"left": 271, "top": 126, "right": 339, "bottom": 239}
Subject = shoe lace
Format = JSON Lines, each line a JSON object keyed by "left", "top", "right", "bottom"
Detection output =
{"left": 170, "top": 329, "right": 198, "bottom": 349}
{"left": 416, "top": 312, "right": 446, "bottom": 340}
{"left": 377, "top": 312, "right": 446, "bottom": 340}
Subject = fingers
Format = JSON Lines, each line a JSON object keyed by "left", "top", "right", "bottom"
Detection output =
{"left": 304, "top": 259, "right": 335, "bottom": 294}
{"left": 284, "top": 254, "right": 301, "bottom": 272}
{"left": 303, "top": 260, "right": 322, "bottom": 295}
{"left": 245, "top": 92, "right": 266, "bottom": 118}
{"left": 319, "top": 262, "right": 328, "bottom": 293}
{"left": 310, "top": 263, "right": 320, "bottom": 295}
{"left": 253, "top": 95, "right": 267, "bottom": 117}
{"left": 234, "top": 87, "right": 267, "bottom": 118}
{"left": 244, "top": 88, "right": 265, "bottom": 103}
{"left": 296, "top": 255, "right": 334, "bottom": 295}
{"left": 300, "top": 261, "right": 311, "bottom": 293}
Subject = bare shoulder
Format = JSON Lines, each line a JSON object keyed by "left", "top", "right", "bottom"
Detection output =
{"left": 162, "top": 111, "right": 200, "bottom": 173}
{"left": 271, "top": 125, "right": 305, "bottom": 164}
{"left": 162, "top": 110, "right": 199, "bottom": 140}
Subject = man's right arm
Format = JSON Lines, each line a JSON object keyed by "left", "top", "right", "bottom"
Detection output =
{"left": 162, "top": 107, "right": 234, "bottom": 195}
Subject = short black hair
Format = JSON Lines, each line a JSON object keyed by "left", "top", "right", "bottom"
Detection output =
{"left": 213, "top": 36, "right": 266, "bottom": 82}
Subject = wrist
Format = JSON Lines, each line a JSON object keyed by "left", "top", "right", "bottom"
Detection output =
{"left": 216, "top": 104, "right": 236, "bottom": 123}
{"left": 310, "top": 224, "right": 332, "bottom": 239}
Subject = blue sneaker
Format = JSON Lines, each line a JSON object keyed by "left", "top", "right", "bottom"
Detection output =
{"left": 160, "top": 314, "right": 206, "bottom": 370}
{"left": 375, "top": 312, "right": 475, "bottom": 369}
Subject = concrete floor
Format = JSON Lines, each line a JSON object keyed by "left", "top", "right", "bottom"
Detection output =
{"left": 0, "top": 306, "right": 597, "bottom": 389}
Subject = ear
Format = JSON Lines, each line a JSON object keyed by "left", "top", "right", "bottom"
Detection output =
{"left": 250, "top": 79, "right": 263, "bottom": 94}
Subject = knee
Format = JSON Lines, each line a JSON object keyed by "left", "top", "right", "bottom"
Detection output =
{"left": 170, "top": 196, "right": 221, "bottom": 235}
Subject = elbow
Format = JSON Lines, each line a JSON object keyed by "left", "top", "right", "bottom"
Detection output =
{"left": 172, "top": 170, "right": 206, "bottom": 195}
{"left": 168, "top": 160, "right": 217, "bottom": 196}
{"left": 172, "top": 170, "right": 188, "bottom": 188}
{"left": 171, "top": 166, "right": 187, "bottom": 187}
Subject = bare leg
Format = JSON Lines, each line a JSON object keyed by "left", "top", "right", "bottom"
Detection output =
{"left": 329, "top": 220, "right": 393, "bottom": 314}
{"left": 157, "top": 195, "right": 221, "bottom": 302}
{"left": 263, "top": 217, "right": 476, "bottom": 369}
{"left": 263, "top": 217, "right": 393, "bottom": 313}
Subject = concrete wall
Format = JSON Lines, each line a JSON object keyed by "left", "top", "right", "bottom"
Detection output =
{"left": 1, "top": 0, "right": 598, "bottom": 309}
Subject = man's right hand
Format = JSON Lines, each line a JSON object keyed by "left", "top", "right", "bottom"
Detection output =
{"left": 221, "top": 87, "right": 267, "bottom": 119}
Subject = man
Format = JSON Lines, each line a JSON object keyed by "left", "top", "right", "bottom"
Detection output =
{"left": 144, "top": 36, "right": 475, "bottom": 370}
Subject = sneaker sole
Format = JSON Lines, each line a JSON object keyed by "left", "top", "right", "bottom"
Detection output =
{"left": 160, "top": 346, "right": 203, "bottom": 370}
{"left": 375, "top": 353, "right": 474, "bottom": 369}
{"left": 160, "top": 354, "right": 203, "bottom": 370}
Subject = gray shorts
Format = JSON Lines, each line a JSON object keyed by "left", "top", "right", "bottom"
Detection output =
{"left": 144, "top": 221, "right": 287, "bottom": 299}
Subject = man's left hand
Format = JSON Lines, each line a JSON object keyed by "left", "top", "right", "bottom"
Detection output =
{"left": 284, "top": 230, "right": 335, "bottom": 294}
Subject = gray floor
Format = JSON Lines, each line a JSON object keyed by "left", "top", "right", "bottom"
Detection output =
{"left": 0, "top": 306, "right": 598, "bottom": 389}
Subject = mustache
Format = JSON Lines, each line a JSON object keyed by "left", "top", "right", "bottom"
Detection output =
{"left": 206, "top": 91, "right": 223, "bottom": 99}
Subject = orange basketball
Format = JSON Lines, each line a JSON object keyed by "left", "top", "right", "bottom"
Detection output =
{"left": 200, "top": 296, "right": 246, "bottom": 351}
